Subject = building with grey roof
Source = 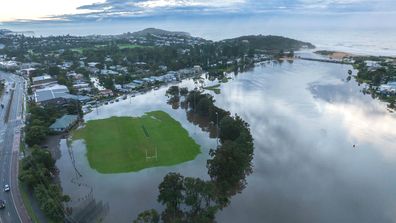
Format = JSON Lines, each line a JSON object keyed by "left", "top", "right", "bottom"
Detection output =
{"left": 34, "top": 84, "right": 91, "bottom": 105}
{"left": 49, "top": 115, "right": 79, "bottom": 132}
{"left": 31, "top": 74, "right": 57, "bottom": 88}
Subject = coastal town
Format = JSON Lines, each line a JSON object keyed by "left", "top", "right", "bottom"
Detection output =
{"left": 0, "top": 28, "right": 313, "bottom": 117}
{"left": 0, "top": 27, "right": 395, "bottom": 223}
{"left": 1, "top": 1, "right": 396, "bottom": 223}
{"left": 0, "top": 28, "right": 316, "bottom": 222}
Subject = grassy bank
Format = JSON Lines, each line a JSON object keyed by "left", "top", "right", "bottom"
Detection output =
{"left": 73, "top": 111, "right": 201, "bottom": 173}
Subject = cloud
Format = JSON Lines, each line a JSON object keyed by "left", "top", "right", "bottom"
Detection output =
{"left": 3, "top": 0, "right": 396, "bottom": 23}
{"left": 74, "top": 0, "right": 396, "bottom": 16}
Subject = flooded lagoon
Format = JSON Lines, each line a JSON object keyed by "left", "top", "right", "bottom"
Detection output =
{"left": 56, "top": 56, "right": 396, "bottom": 223}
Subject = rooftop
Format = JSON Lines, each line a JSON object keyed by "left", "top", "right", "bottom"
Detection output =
{"left": 34, "top": 84, "right": 90, "bottom": 103}
{"left": 50, "top": 115, "right": 78, "bottom": 130}
{"left": 32, "top": 74, "right": 53, "bottom": 83}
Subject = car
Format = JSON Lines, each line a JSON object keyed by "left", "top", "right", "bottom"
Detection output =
{"left": 0, "top": 200, "right": 5, "bottom": 209}
{"left": 4, "top": 184, "right": 10, "bottom": 192}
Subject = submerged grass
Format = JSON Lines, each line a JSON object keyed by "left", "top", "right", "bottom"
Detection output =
{"left": 73, "top": 111, "right": 201, "bottom": 173}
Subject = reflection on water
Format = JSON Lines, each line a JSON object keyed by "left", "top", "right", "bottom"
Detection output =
{"left": 56, "top": 57, "right": 396, "bottom": 223}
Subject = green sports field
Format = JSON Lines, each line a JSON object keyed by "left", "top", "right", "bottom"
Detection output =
{"left": 73, "top": 111, "right": 201, "bottom": 173}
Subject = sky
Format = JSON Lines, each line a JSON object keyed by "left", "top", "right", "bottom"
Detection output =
{"left": 1, "top": 0, "right": 396, "bottom": 23}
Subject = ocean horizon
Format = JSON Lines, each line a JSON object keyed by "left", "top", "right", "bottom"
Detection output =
{"left": 2, "top": 16, "right": 396, "bottom": 57}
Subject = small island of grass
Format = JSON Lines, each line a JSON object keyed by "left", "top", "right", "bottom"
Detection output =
{"left": 203, "top": 84, "right": 221, "bottom": 94}
{"left": 73, "top": 111, "right": 201, "bottom": 173}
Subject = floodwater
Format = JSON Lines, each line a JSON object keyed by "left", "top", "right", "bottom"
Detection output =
{"left": 56, "top": 54, "right": 396, "bottom": 223}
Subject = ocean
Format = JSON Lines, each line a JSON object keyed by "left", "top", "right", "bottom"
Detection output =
{"left": 2, "top": 15, "right": 396, "bottom": 57}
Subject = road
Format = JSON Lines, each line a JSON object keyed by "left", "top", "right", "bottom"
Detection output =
{"left": 0, "top": 71, "right": 31, "bottom": 223}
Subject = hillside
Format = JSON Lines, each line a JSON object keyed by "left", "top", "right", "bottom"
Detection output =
{"left": 223, "top": 35, "right": 315, "bottom": 51}
{"left": 129, "top": 28, "right": 191, "bottom": 37}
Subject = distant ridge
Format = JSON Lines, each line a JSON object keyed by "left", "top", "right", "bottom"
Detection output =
{"left": 0, "top": 29, "right": 34, "bottom": 36}
{"left": 128, "top": 28, "right": 191, "bottom": 37}
{"left": 0, "top": 29, "right": 13, "bottom": 36}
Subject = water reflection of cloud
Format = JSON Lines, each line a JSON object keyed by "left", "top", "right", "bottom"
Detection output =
{"left": 324, "top": 101, "right": 396, "bottom": 159}
{"left": 215, "top": 61, "right": 396, "bottom": 223}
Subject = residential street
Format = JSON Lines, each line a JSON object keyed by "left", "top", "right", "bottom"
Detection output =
{"left": 0, "top": 71, "right": 31, "bottom": 223}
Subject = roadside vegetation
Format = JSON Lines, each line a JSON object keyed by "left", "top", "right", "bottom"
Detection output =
{"left": 19, "top": 146, "right": 70, "bottom": 222}
{"left": 19, "top": 101, "right": 82, "bottom": 222}
{"left": 73, "top": 111, "right": 201, "bottom": 173}
{"left": 0, "top": 79, "right": 4, "bottom": 94}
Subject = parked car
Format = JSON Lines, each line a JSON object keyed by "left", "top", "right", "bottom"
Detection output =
{"left": 0, "top": 200, "right": 5, "bottom": 209}
{"left": 4, "top": 184, "right": 10, "bottom": 192}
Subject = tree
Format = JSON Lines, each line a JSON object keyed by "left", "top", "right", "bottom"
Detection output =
{"left": 134, "top": 209, "right": 160, "bottom": 223}
{"left": 183, "top": 177, "right": 217, "bottom": 221}
{"left": 180, "top": 87, "right": 188, "bottom": 96}
{"left": 25, "top": 125, "right": 48, "bottom": 146}
{"left": 207, "top": 141, "right": 250, "bottom": 201}
{"left": 19, "top": 146, "right": 54, "bottom": 187}
{"left": 166, "top": 86, "right": 179, "bottom": 97}
{"left": 48, "top": 66, "right": 60, "bottom": 76}
{"left": 288, "top": 50, "right": 294, "bottom": 58}
{"left": 34, "top": 184, "right": 65, "bottom": 222}
{"left": 158, "top": 173, "right": 185, "bottom": 222}
{"left": 196, "top": 97, "right": 212, "bottom": 116}
{"left": 218, "top": 116, "right": 240, "bottom": 142}
{"left": 31, "top": 147, "right": 55, "bottom": 170}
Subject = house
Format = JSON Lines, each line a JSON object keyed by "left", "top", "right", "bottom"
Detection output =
{"left": 0, "top": 61, "right": 18, "bottom": 69}
{"left": 114, "top": 84, "right": 122, "bottom": 90}
{"left": 90, "top": 77, "right": 106, "bottom": 91}
{"left": 20, "top": 68, "right": 36, "bottom": 77}
{"left": 133, "top": 80, "right": 145, "bottom": 85}
{"left": 100, "top": 69, "right": 118, "bottom": 76}
{"left": 87, "top": 62, "right": 99, "bottom": 68}
{"left": 49, "top": 115, "right": 79, "bottom": 132}
{"left": 379, "top": 82, "right": 396, "bottom": 94}
{"left": 123, "top": 82, "right": 139, "bottom": 90}
{"left": 31, "top": 75, "right": 57, "bottom": 88}
{"left": 99, "top": 89, "right": 113, "bottom": 97}
{"left": 73, "top": 83, "right": 90, "bottom": 89}
{"left": 365, "top": 60, "right": 382, "bottom": 71}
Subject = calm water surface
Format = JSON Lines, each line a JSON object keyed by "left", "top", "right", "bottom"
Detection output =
{"left": 56, "top": 57, "right": 396, "bottom": 223}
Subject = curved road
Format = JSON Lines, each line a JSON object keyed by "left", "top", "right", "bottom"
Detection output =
{"left": 0, "top": 71, "right": 31, "bottom": 223}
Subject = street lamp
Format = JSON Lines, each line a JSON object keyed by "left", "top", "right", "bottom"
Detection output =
{"left": 216, "top": 111, "right": 219, "bottom": 148}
